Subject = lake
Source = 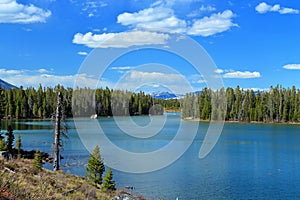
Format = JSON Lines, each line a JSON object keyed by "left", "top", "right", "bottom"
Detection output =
{"left": 2, "top": 113, "right": 300, "bottom": 199}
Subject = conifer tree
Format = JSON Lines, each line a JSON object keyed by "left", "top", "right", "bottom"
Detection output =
{"left": 86, "top": 145, "right": 105, "bottom": 186}
{"left": 33, "top": 150, "right": 43, "bottom": 171}
{"left": 5, "top": 125, "right": 14, "bottom": 153}
{"left": 103, "top": 168, "right": 116, "bottom": 191}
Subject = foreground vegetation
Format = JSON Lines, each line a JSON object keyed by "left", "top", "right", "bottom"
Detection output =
{"left": 0, "top": 159, "right": 120, "bottom": 200}
{"left": 0, "top": 127, "right": 143, "bottom": 200}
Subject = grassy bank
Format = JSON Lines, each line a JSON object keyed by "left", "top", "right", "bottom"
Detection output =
{"left": 0, "top": 159, "right": 145, "bottom": 200}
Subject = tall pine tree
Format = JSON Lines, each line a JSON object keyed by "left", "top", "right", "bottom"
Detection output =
{"left": 86, "top": 145, "right": 105, "bottom": 186}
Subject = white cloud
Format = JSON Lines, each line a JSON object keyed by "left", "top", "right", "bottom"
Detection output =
{"left": 188, "top": 74, "right": 206, "bottom": 84}
{"left": 255, "top": 2, "right": 299, "bottom": 14}
{"left": 199, "top": 5, "right": 216, "bottom": 12}
{"left": 283, "top": 64, "right": 300, "bottom": 70}
{"left": 223, "top": 71, "right": 261, "bottom": 79}
{"left": 111, "top": 66, "right": 134, "bottom": 70}
{"left": 0, "top": 0, "right": 51, "bottom": 23}
{"left": 72, "top": 31, "right": 170, "bottom": 48}
{"left": 214, "top": 69, "right": 224, "bottom": 74}
{"left": 117, "top": 5, "right": 237, "bottom": 37}
{"left": 74, "top": 5, "right": 237, "bottom": 49}
{"left": 110, "top": 66, "right": 135, "bottom": 74}
{"left": 151, "top": 0, "right": 203, "bottom": 8}
{"left": 279, "top": 7, "right": 299, "bottom": 14}
{"left": 118, "top": 7, "right": 236, "bottom": 37}
{"left": 188, "top": 5, "right": 216, "bottom": 17}
{"left": 116, "top": 70, "right": 193, "bottom": 94}
{"left": 72, "top": 0, "right": 107, "bottom": 17}
{"left": 188, "top": 10, "right": 237, "bottom": 36}
{"left": 37, "top": 68, "right": 51, "bottom": 73}
{"left": 196, "top": 79, "right": 206, "bottom": 84}
{"left": 77, "top": 51, "right": 88, "bottom": 56}
{"left": 0, "top": 68, "right": 109, "bottom": 88}
{"left": 117, "top": 6, "right": 187, "bottom": 33}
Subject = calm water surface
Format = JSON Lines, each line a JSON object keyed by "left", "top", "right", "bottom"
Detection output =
{"left": 2, "top": 114, "right": 300, "bottom": 199}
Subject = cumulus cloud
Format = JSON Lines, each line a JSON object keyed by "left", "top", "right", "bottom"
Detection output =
{"left": 188, "top": 10, "right": 237, "bottom": 36}
{"left": 0, "top": 0, "right": 51, "bottom": 23}
{"left": 72, "top": 31, "right": 170, "bottom": 48}
{"left": 283, "top": 64, "right": 300, "bottom": 70}
{"left": 117, "top": 6, "right": 187, "bottom": 33}
{"left": 117, "top": 5, "right": 237, "bottom": 37}
{"left": 255, "top": 2, "right": 299, "bottom": 14}
{"left": 223, "top": 71, "right": 261, "bottom": 79}
{"left": 74, "top": 4, "right": 237, "bottom": 49}
{"left": 0, "top": 68, "right": 107, "bottom": 88}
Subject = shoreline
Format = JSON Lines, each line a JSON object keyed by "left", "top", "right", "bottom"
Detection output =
{"left": 2, "top": 114, "right": 299, "bottom": 125}
{"left": 182, "top": 117, "right": 300, "bottom": 125}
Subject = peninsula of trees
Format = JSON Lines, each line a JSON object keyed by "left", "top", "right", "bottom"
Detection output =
{"left": 181, "top": 85, "right": 300, "bottom": 123}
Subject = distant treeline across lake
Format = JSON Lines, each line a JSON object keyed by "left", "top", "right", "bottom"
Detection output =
{"left": 0, "top": 84, "right": 299, "bottom": 123}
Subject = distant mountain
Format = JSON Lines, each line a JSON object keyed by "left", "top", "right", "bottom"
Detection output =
{"left": 151, "top": 91, "right": 185, "bottom": 100}
{"left": 0, "top": 79, "right": 18, "bottom": 90}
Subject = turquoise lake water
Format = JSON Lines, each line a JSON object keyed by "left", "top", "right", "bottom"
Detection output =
{"left": 2, "top": 113, "right": 300, "bottom": 199}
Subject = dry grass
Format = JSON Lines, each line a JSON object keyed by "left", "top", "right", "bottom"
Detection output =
{"left": 0, "top": 159, "right": 117, "bottom": 200}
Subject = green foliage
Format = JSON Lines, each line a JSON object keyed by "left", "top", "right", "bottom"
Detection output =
{"left": 16, "top": 134, "right": 22, "bottom": 159}
{"left": 5, "top": 125, "right": 14, "bottom": 153}
{"left": 103, "top": 168, "right": 116, "bottom": 191}
{"left": 0, "top": 139, "right": 7, "bottom": 151}
{"left": 86, "top": 145, "right": 105, "bottom": 186}
{"left": 1, "top": 85, "right": 162, "bottom": 119}
{"left": 182, "top": 85, "right": 300, "bottom": 123}
{"left": 1, "top": 84, "right": 299, "bottom": 122}
{"left": 33, "top": 149, "right": 43, "bottom": 171}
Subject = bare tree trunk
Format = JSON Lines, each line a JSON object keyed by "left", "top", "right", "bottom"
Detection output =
{"left": 54, "top": 92, "right": 62, "bottom": 171}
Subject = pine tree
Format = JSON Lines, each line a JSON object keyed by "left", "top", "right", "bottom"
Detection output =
{"left": 5, "top": 125, "right": 14, "bottom": 153}
{"left": 103, "top": 168, "right": 116, "bottom": 191}
{"left": 0, "top": 129, "right": 7, "bottom": 151}
{"left": 86, "top": 145, "right": 105, "bottom": 186}
{"left": 16, "top": 134, "right": 22, "bottom": 159}
{"left": 33, "top": 149, "right": 43, "bottom": 171}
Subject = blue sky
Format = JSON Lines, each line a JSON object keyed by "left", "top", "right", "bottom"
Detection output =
{"left": 0, "top": 0, "right": 300, "bottom": 92}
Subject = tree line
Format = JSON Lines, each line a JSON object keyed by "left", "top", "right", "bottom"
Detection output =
{"left": 1, "top": 84, "right": 299, "bottom": 122}
{"left": 181, "top": 85, "right": 300, "bottom": 123}
{"left": 0, "top": 85, "right": 163, "bottom": 119}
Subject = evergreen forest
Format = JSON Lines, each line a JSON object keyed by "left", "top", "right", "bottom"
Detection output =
{"left": 0, "top": 84, "right": 299, "bottom": 123}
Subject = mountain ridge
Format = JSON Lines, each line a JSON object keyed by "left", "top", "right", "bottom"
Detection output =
{"left": 0, "top": 79, "right": 18, "bottom": 90}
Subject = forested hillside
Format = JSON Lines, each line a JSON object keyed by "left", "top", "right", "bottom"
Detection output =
{"left": 0, "top": 85, "right": 163, "bottom": 119}
{"left": 181, "top": 85, "right": 300, "bottom": 123}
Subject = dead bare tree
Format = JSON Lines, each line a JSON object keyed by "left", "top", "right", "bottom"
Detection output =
{"left": 53, "top": 92, "right": 62, "bottom": 171}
